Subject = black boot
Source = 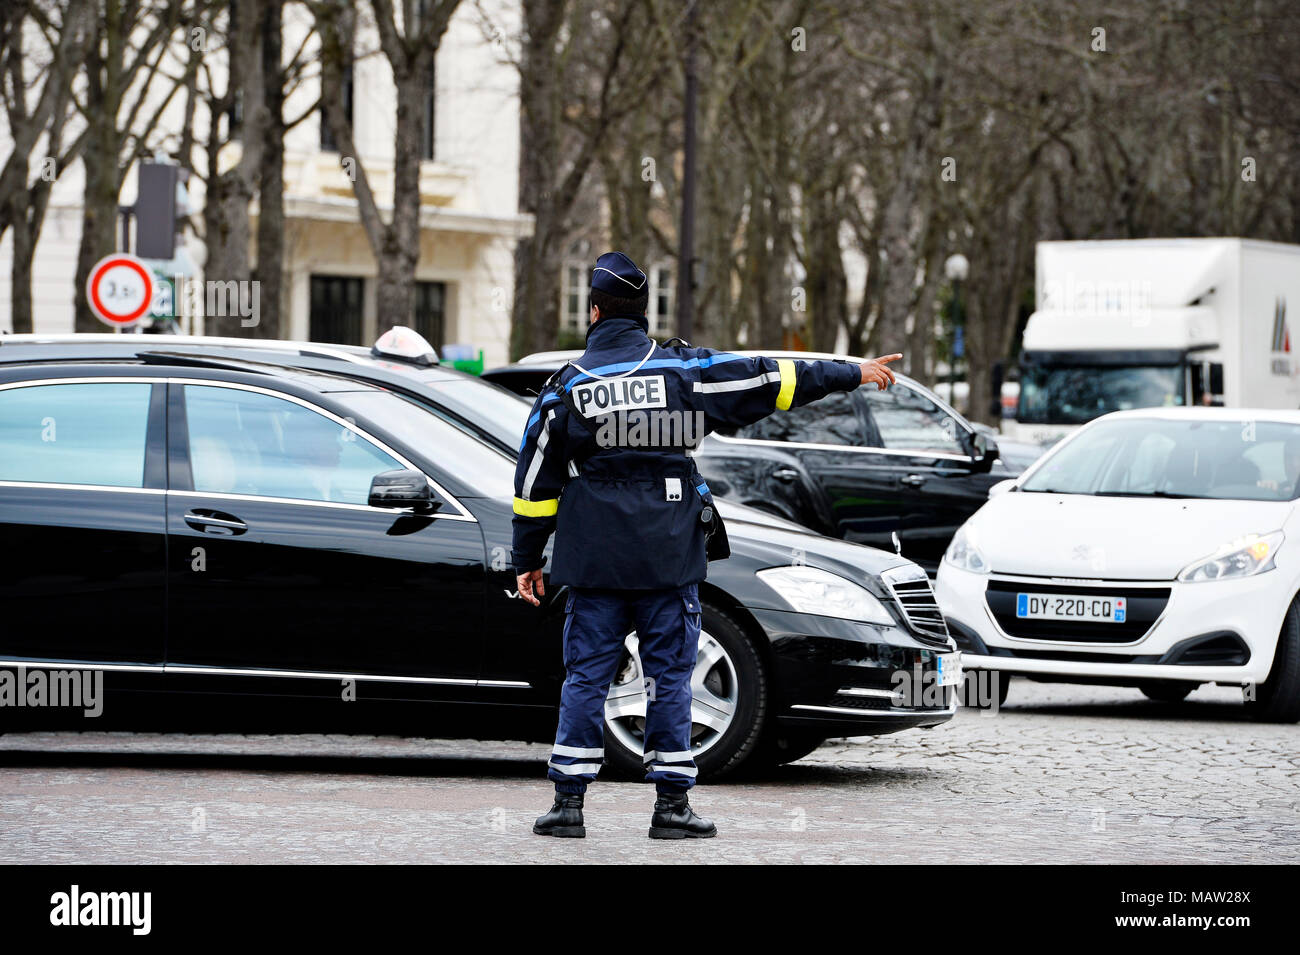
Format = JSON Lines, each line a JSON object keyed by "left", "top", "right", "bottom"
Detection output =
{"left": 648, "top": 792, "right": 717, "bottom": 839}
{"left": 533, "top": 792, "right": 586, "bottom": 838}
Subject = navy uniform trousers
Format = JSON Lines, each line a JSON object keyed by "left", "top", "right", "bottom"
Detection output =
{"left": 548, "top": 584, "right": 702, "bottom": 794}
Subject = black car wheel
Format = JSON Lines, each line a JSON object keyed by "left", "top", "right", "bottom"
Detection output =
{"left": 1246, "top": 595, "right": 1300, "bottom": 723}
{"left": 603, "top": 601, "right": 767, "bottom": 780}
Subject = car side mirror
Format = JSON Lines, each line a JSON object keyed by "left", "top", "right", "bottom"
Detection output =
{"left": 971, "top": 432, "right": 999, "bottom": 473}
{"left": 368, "top": 468, "right": 435, "bottom": 510}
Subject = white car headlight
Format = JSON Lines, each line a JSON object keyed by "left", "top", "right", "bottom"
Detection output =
{"left": 1177, "top": 530, "right": 1284, "bottom": 583}
{"left": 756, "top": 566, "right": 896, "bottom": 625}
{"left": 944, "top": 526, "right": 990, "bottom": 574}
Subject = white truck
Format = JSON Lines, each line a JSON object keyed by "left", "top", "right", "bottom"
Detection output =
{"left": 1008, "top": 238, "right": 1300, "bottom": 446}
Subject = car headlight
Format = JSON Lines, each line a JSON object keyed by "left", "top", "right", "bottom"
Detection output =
{"left": 1177, "top": 530, "right": 1284, "bottom": 583}
{"left": 944, "top": 526, "right": 990, "bottom": 574}
{"left": 756, "top": 566, "right": 896, "bottom": 625}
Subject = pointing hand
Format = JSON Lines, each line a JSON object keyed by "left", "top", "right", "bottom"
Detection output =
{"left": 859, "top": 354, "right": 902, "bottom": 390}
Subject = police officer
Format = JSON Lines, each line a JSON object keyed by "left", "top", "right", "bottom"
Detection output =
{"left": 513, "top": 251, "right": 900, "bottom": 840}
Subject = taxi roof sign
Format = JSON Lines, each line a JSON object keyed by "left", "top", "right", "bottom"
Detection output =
{"left": 372, "top": 325, "right": 438, "bottom": 366}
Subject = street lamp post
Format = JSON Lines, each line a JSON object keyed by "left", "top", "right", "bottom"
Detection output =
{"left": 944, "top": 253, "right": 969, "bottom": 407}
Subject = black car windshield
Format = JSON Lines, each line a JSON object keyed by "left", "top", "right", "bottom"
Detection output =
{"left": 339, "top": 390, "right": 515, "bottom": 498}
{"left": 1021, "top": 417, "right": 1300, "bottom": 501}
{"left": 1018, "top": 364, "right": 1184, "bottom": 425}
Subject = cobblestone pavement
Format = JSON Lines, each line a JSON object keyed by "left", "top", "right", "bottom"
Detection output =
{"left": 1, "top": 681, "right": 1296, "bottom": 864}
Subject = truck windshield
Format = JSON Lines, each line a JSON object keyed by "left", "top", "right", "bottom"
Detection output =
{"left": 1021, "top": 417, "right": 1300, "bottom": 501}
{"left": 1018, "top": 364, "right": 1184, "bottom": 425}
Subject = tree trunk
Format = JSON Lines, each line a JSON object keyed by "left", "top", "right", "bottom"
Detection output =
{"left": 202, "top": 0, "right": 265, "bottom": 334}
{"left": 74, "top": 119, "right": 122, "bottom": 332}
{"left": 965, "top": 191, "right": 1034, "bottom": 425}
{"left": 805, "top": 189, "right": 846, "bottom": 353}
{"left": 874, "top": 52, "right": 942, "bottom": 358}
{"left": 906, "top": 207, "right": 944, "bottom": 386}
{"left": 907, "top": 255, "right": 940, "bottom": 387}
{"left": 10, "top": 179, "right": 34, "bottom": 333}
{"left": 764, "top": 179, "right": 791, "bottom": 349}
{"left": 509, "top": 0, "right": 566, "bottom": 359}
{"left": 377, "top": 63, "right": 425, "bottom": 333}
{"left": 511, "top": 229, "right": 564, "bottom": 358}
{"left": 252, "top": 0, "right": 285, "bottom": 339}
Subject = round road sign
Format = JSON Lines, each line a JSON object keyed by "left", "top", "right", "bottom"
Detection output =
{"left": 86, "top": 254, "right": 155, "bottom": 328}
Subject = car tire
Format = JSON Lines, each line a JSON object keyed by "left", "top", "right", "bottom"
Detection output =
{"left": 602, "top": 601, "right": 769, "bottom": 781}
{"left": 1246, "top": 595, "right": 1300, "bottom": 723}
{"left": 1139, "top": 681, "right": 1195, "bottom": 703}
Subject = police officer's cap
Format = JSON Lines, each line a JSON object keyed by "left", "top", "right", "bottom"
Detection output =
{"left": 591, "top": 251, "right": 647, "bottom": 299}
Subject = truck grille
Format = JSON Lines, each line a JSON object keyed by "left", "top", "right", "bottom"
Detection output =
{"left": 881, "top": 565, "right": 950, "bottom": 646}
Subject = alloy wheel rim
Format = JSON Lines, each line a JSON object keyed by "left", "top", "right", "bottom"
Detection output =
{"left": 604, "top": 629, "right": 740, "bottom": 760}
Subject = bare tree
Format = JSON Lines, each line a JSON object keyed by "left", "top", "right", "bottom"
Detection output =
{"left": 251, "top": 0, "right": 287, "bottom": 337}
{"left": 72, "top": 0, "right": 188, "bottom": 331}
{"left": 313, "top": 0, "right": 460, "bottom": 334}
{"left": 1, "top": 0, "right": 91, "bottom": 331}
{"left": 496, "top": 0, "right": 669, "bottom": 359}
{"left": 197, "top": 0, "right": 268, "bottom": 328}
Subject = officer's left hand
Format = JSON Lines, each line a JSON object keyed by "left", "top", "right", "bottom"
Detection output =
{"left": 517, "top": 569, "right": 545, "bottom": 606}
{"left": 859, "top": 354, "right": 902, "bottom": 390}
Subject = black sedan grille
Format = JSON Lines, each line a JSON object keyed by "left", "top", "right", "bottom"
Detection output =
{"left": 985, "top": 579, "right": 1171, "bottom": 643}
{"left": 881, "top": 566, "right": 950, "bottom": 646}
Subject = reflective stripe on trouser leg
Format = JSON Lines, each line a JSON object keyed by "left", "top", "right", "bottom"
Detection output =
{"left": 633, "top": 585, "right": 701, "bottom": 793}
{"left": 548, "top": 589, "right": 631, "bottom": 793}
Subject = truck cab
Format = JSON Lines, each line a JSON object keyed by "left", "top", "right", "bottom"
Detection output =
{"left": 1007, "top": 238, "right": 1300, "bottom": 447}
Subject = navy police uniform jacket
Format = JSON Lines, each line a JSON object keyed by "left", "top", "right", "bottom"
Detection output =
{"left": 510, "top": 313, "right": 862, "bottom": 590}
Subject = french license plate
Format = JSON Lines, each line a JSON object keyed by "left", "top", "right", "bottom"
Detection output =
{"left": 935, "top": 652, "right": 962, "bottom": 686}
{"left": 1016, "top": 593, "right": 1126, "bottom": 623}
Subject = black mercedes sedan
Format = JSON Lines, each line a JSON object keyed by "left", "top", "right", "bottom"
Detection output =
{"left": 0, "top": 337, "right": 957, "bottom": 777}
{"left": 485, "top": 349, "right": 1040, "bottom": 573}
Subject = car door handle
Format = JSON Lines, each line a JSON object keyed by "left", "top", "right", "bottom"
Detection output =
{"left": 184, "top": 509, "right": 248, "bottom": 535}
{"left": 771, "top": 467, "right": 800, "bottom": 484}
{"left": 899, "top": 474, "right": 927, "bottom": 487}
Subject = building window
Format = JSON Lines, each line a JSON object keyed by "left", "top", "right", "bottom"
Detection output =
{"left": 650, "top": 265, "right": 674, "bottom": 336}
{"left": 320, "top": 65, "right": 355, "bottom": 152}
{"left": 414, "top": 281, "right": 446, "bottom": 347}
{"left": 421, "top": 65, "right": 436, "bottom": 161}
{"left": 563, "top": 264, "right": 588, "bottom": 333}
{"left": 310, "top": 275, "right": 365, "bottom": 344}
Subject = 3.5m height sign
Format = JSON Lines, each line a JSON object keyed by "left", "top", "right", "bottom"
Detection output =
{"left": 86, "top": 253, "right": 155, "bottom": 329}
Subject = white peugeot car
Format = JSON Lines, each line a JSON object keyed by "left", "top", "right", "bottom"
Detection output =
{"left": 935, "top": 407, "right": 1300, "bottom": 722}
